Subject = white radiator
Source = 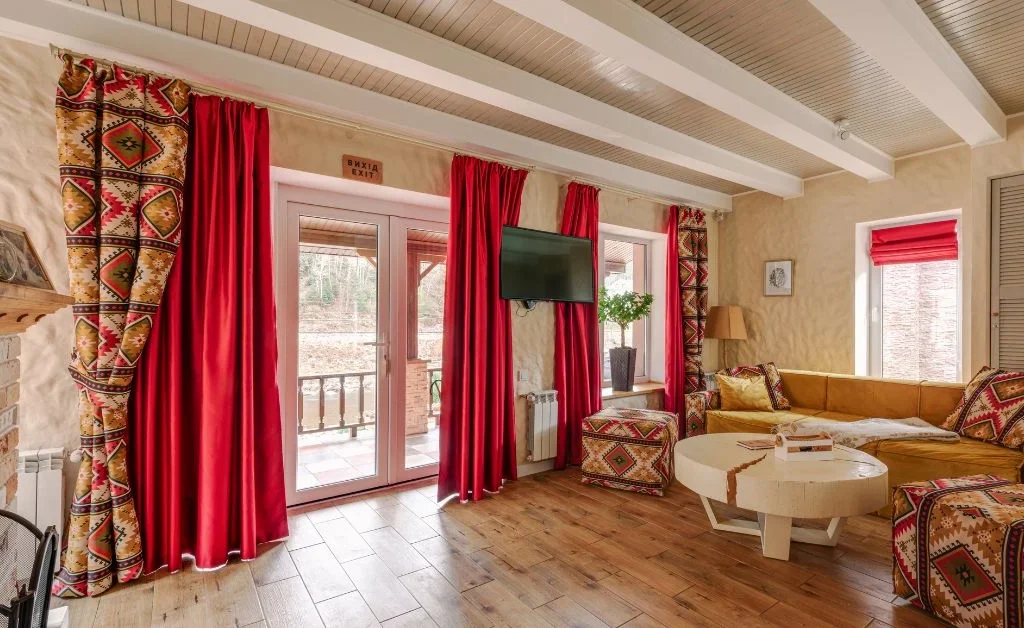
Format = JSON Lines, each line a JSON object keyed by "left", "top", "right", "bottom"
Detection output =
{"left": 17, "top": 448, "right": 64, "bottom": 555}
{"left": 526, "top": 390, "right": 558, "bottom": 462}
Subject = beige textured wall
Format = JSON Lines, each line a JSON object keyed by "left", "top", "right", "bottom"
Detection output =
{"left": 0, "top": 39, "right": 713, "bottom": 479}
{"left": 270, "top": 112, "right": 451, "bottom": 197}
{"left": 721, "top": 116, "right": 1024, "bottom": 379}
{"left": 0, "top": 39, "right": 79, "bottom": 476}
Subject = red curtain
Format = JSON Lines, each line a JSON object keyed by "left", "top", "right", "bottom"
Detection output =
{"left": 553, "top": 182, "right": 601, "bottom": 469}
{"left": 128, "top": 95, "right": 288, "bottom": 573}
{"left": 870, "top": 219, "right": 958, "bottom": 266}
{"left": 664, "top": 206, "right": 685, "bottom": 414}
{"left": 438, "top": 155, "right": 528, "bottom": 502}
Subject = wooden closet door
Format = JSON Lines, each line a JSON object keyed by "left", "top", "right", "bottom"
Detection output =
{"left": 992, "top": 174, "right": 1024, "bottom": 370}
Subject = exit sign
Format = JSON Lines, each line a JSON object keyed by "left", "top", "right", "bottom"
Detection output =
{"left": 342, "top": 154, "right": 383, "bottom": 185}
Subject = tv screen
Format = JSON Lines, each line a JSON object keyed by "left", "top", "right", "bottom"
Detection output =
{"left": 500, "top": 226, "right": 594, "bottom": 303}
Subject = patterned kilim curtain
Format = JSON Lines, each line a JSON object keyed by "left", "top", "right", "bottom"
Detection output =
{"left": 678, "top": 207, "right": 708, "bottom": 393}
{"left": 52, "top": 56, "right": 190, "bottom": 598}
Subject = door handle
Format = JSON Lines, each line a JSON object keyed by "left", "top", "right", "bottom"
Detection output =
{"left": 362, "top": 341, "right": 387, "bottom": 347}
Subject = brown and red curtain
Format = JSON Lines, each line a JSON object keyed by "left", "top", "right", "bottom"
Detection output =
{"left": 129, "top": 95, "right": 287, "bottom": 573}
{"left": 553, "top": 182, "right": 601, "bottom": 469}
{"left": 53, "top": 56, "right": 191, "bottom": 598}
{"left": 665, "top": 206, "right": 708, "bottom": 418}
{"left": 438, "top": 155, "right": 528, "bottom": 502}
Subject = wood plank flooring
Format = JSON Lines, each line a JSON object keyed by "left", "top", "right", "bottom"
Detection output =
{"left": 55, "top": 468, "right": 945, "bottom": 627}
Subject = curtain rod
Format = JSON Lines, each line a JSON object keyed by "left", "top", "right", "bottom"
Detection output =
{"left": 49, "top": 45, "right": 704, "bottom": 210}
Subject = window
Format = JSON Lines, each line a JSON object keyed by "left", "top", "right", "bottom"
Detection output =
{"left": 864, "top": 216, "right": 961, "bottom": 382}
{"left": 599, "top": 234, "right": 651, "bottom": 384}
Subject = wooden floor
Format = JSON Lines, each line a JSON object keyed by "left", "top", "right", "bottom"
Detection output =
{"left": 56, "top": 468, "right": 945, "bottom": 627}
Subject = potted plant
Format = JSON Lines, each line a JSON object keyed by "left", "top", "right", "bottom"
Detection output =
{"left": 597, "top": 288, "right": 654, "bottom": 391}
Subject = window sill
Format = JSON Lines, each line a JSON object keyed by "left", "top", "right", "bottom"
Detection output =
{"left": 601, "top": 382, "right": 665, "bottom": 401}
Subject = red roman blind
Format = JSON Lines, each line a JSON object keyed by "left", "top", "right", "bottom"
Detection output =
{"left": 870, "top": 219, "right": 959, "bottom": 266}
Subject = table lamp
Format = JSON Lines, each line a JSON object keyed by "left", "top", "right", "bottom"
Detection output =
{"left": 705, "top": 305, "right": 747, "bottom": 368}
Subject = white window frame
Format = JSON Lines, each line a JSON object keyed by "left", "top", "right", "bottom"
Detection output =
{"left": 854, "top": 210, "right": 963, "bottom": 381}
{"left": 598, "top": 229, "right": 657, "bottom": 387}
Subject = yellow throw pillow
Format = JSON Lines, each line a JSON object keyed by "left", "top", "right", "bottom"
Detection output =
{"left": 716, "top": 374, "right": 775, "bottom": 411}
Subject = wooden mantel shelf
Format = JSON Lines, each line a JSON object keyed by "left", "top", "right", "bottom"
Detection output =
{"left": 0, "top": 283, "right": 74, "bottom": 334}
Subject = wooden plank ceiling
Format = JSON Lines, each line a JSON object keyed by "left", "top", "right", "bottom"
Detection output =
{"left": 67, "top": 0, "right": 753, "bottom": 195}
{"left": 65, "top": 0, "right": 1021, "bottom": 196}
{"left": 350, "top": 0, "right": 836, "bottom": 179}
{"left": 917, "top": 0, "right": 1024, "bottom": 115}
{"left": 636, "top": 0, "right": 964, "bottom": 158}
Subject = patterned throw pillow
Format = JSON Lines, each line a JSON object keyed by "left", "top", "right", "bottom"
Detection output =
{"left": 942, "top": 367, "right": 1024, "bottom": 449}
{"left": 718, "top": 362, "right": 791, "bottom": 410}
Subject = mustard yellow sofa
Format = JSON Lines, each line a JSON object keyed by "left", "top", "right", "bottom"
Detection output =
{"left": 684, "top": 369, "right": 1024, "bottom": 514}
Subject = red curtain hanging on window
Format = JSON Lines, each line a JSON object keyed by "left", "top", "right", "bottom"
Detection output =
{"left": 128, "top": 95, "right": 288, "bottom": 573}
{"left": 870, "top": 219, "right": 958, "bottom": 266}
{"left": 664, "top": 206, "right": 685, "bottom": 415}
{"left": 438, "top": 155, "right": 528, "bottom": 502}
{"left": 553, "top": 182, "right": 601, "bottom": 469}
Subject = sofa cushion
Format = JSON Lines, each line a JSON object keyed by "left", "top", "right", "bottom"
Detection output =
{"left": 779, "top": 370, "right": 827, "bottom": 410}
{"left": 870, "top": 438, "right": 1024, "bottom": 518}
{"left": 826, "top": 375, "right": 920, "bottom": 418}
{"left": 918, "top": 381, "right": 965, "bottom": 426}
{"left": 876, "top": 438, "right": 1024, "bottom": 472}
{"left": 942, "top": 367, "right": 1024, "bottom": 449}
{"left": 812, "top": 410, "right": 868, "bottom": 422}
{"left": 790, "top": 406, "right": 827, "bottom": 417}
{"left": 720, "top": 362, "right": 791, "bottom": 410}
{"left": 705, "top": 409, "right": 814, "bottom": 435}
{"left": 717, "top": 374, "right": 774, "bottom": 411}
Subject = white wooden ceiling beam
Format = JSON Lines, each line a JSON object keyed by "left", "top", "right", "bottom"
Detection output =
{"left": 493, "top": 0, "right": 895, "bottom": 181}
{"left": 807, "top": 0, "right": 1005, "bottom": 146}
{"left": 181, "top": 0, "right": 801, "bottom": 198}
{"left": 0, "top": 0, "right": 731, "bottom": 210}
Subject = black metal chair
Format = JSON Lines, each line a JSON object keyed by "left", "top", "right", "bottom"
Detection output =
{"left": 0, "top": 510, "right": 56, "bottom": 628}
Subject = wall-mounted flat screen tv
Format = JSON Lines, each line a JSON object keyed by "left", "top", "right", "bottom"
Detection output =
{"left": 500, "top": 226, "right": 594, "bottom": 303}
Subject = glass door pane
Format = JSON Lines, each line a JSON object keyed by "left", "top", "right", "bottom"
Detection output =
{"left": 294, "top": 213, "right": 387, "bottom": 495}
{"left": 403, "top": 228, "right": 446, "bottom": 470}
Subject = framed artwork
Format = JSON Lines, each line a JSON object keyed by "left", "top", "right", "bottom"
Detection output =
{"left": 0, "top": 220, "right": 53, "bottom": 290}
{"left": 764, "top": 259, "right": 793, "bottom": 297}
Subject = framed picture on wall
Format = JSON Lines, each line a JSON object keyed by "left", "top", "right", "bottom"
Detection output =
{"left": 0, "top": 220, "right": 53, "bottom": 290}
{"left": 764, "top": 259, "right": 793, "bottom": 297}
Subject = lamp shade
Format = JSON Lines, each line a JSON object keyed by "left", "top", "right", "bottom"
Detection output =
{"left": 705, "top": 305, "right": 747, "bottom": 340}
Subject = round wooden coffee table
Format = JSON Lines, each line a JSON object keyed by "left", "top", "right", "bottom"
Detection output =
{"left": 674, "top": 432, "right": 888, "bottom": 560}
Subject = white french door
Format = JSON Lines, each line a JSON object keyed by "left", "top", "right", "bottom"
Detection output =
{"left": 278, "top": 193, "right": 447, "bottom": 506}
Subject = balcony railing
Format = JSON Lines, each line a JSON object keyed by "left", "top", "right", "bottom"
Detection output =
{"left": 298, "top": 367, "right": 443, "bottom": 436}
{"left": 427, "top": 367, "right": 442, "bottom": 419}
{"left": 298, "top": 371, "right": 374, "bottom": 437}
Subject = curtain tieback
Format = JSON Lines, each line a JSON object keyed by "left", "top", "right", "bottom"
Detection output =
{"left": 68, "top": 368, "right": 132, "bottom": 410}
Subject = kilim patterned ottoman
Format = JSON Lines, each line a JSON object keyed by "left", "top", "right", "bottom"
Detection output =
{"left": 893, "top": 475, "right": 1024, "bottom": 627}
{"left": 580, "top": 407, "right": 679, "bottom": 496}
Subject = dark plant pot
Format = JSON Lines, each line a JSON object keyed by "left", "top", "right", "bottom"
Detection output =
{"left": 609, "top": 346, "right": 637, "bottom": 392}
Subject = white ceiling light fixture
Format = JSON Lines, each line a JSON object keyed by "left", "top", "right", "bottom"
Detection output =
{"left": 834, "top": 119, "right": 851, "bottom": 141}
